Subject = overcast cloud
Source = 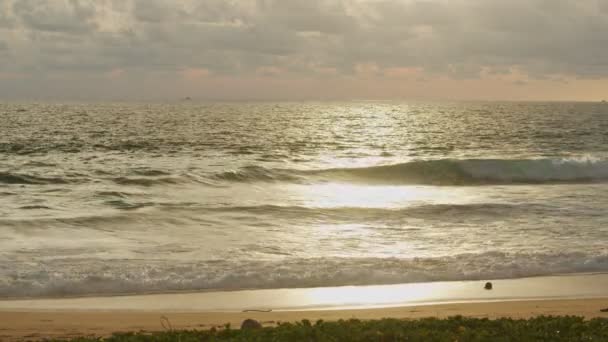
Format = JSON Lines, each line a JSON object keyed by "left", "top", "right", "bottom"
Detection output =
{"left": 1, "top": 0, "right": 608, "bottom": 100}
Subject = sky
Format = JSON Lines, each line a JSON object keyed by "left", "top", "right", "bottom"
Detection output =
{"left": 1, "top": 0, "right": 608, "bottom": 101}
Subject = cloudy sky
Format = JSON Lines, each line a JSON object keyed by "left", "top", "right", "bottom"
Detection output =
{"left": 1, "top": 0, "right": 608, "bottom": 101}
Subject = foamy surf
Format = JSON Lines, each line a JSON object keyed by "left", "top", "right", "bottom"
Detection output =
{"left": 2, "top": 251, "right": 608, "bottom": 298}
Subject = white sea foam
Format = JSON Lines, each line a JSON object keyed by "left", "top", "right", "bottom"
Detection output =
{"left": 2, "top": 252, "right": 608, "bottom": 298}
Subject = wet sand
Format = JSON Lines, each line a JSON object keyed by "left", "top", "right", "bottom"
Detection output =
{"left": 1, "top": 274, "right": 608, "bottom": 341}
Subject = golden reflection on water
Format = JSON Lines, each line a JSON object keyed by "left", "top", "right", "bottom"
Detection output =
{"left": 297, "top": 282, "right": 460, "bottom": 309}
{"left": 291, "top": 183, "right": 461, "bottom": 209}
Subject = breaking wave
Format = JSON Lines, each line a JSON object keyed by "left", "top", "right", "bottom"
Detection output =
{"left": 2, "top": 251, "right": 608, "bottom": 298}
{"left": 214, "top": 158, "right": 608, "bottom": 185}
{"left": 6, "top": 158, "right": 607, "bottom": 187}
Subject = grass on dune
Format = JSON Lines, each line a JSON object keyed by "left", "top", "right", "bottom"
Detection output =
{"left": 49, "top": 316, "right": 608, "bottom": 342}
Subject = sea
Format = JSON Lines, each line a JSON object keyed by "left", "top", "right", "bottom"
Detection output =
{"left": 1, "top": 101, "right": 608, "bottom": 298}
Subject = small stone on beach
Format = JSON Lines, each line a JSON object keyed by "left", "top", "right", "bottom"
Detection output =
{"left": 241, "top": 319, "right": 263, "bottom": 330}
{"left": 484, "top": 282, "right": 493, "bottom": 290}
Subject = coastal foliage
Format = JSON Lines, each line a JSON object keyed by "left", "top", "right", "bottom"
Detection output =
{"left": 52, "top": 316, "right": 608, "bottom": 341}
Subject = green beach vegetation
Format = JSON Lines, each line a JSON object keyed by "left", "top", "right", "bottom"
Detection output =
{"left": 51, "top": 316, "right": 608, "bottom": 341}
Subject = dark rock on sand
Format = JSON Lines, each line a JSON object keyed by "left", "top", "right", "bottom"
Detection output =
{"left": 241, "top": 319, "right": 263, "bottom": 330}
{"left": 484, "top": 282, "right": 493, "bottom": 290}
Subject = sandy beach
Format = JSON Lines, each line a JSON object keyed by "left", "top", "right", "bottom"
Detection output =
{"left": 1, "top": 298, "right": 608, "bottom": 341}
{"left": 1, "top": 274, "right": 608, "bottom": 341}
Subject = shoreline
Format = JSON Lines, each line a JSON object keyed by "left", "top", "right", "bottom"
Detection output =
{"left": 1, "top": 274, "right": 608, "bottom": 341}
{"left": 2, "top": 271, "right": 607, "bottom": 303}
{"left": 2, "top": 273, "right": 608, "bottom": 312}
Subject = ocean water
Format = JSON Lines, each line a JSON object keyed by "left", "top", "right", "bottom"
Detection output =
{"left": 1, "top": 101, "right": 608, "bottom": 298}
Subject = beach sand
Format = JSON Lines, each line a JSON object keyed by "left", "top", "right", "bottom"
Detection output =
{"left": 1, "top": 299, "right": 608, "bottom": 341}
{"left": 2, "top": 274, "right": 608, "bottom": 341}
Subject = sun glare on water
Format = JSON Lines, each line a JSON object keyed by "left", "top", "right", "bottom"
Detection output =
{"left": 298, "top": 282, "right": 459, "bottom": 309}
{"left": 291, "top": 183, "right": 465, "bottom": 209}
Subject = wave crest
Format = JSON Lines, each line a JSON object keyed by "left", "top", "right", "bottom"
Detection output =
{"left": 213, "top": 158, "right": 608, "bottom": 185}
{"left": 312, "top": 158, "right": 608, "bottom": 185}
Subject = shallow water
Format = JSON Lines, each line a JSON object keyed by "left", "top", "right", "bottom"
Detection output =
{"left": 1, "top": 101, "right": 608, "bottom": 298}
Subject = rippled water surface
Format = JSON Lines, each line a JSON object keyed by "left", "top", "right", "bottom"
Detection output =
{"left": 1, "top": 101, "right": 608, "bottom": 297}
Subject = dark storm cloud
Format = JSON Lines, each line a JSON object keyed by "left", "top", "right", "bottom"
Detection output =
{"left": 1, "top": 0, "right": 608, "bottom": 79}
